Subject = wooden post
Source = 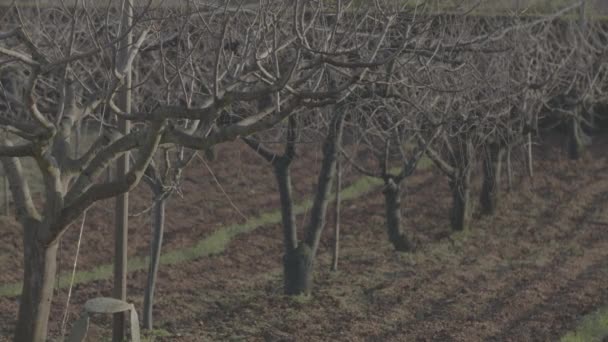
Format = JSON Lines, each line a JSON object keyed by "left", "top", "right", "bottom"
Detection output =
{"left": 113, "top": 0, "right": 132, "bottom": 341}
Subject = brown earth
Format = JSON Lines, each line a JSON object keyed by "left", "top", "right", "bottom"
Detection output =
{"left": 0, "top": 134, "right": 608, "bottom": 341}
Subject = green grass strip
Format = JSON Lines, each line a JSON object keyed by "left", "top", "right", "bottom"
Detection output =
{"left": 561, "top": 306, "right": 608, "bottom": 342}
{"left": 0, "top": 172, "right": 385, "bottom": 297}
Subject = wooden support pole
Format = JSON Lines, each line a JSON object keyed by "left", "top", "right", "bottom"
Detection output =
{"left": 112, "top": 0, "right": 132, "bottom": 341}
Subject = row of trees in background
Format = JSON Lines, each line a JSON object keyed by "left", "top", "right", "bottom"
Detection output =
{"left": 0, "top": 0, "right": 606, "bottom": 341}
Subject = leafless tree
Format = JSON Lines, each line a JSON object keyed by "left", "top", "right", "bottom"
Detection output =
{"left": 0, "top": 0, "right": 404, "bottom": 339}
{"left": 343, "top": 90, "right": 439, "bottom": 250}
{"left": 140, "top": 146, "right": 194, "bottom": 330}
{"left": 341, "top": 8, "right": 530, "bottom": 238}
{"left": 539, "top": 8, "right": 608, "bottom": 159}
{"left": 244, "top": 105, "right": 346, "bottom": 294}
{"left": 418, "top": 5, "right": 588, "bottom": 229}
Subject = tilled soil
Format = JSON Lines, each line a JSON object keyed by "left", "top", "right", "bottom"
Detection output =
{"left": 1, "top": 135, "right": 608, "bottom": 341}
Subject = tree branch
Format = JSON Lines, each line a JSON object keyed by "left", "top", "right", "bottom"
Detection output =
{"left": 56, "top": 119, "right": 167, "bottom": 240}
{"left": 419, "top": 135, "right": 456, "bottom": 177}
{"left": 0, "top": 142, "right": 35, "bottom": 157}
{"left": 0, "top": 138, "right": 40, "bottom": 223}
{"left": 64, "top": 129, "right": 146, "bottom": 205}
{"left": 241, "top": 137, "right": 279, "bottom": 164}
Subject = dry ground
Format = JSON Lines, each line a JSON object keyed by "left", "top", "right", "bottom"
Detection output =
{"left": 0, "top": 134, "right": 607, "bottom": 341}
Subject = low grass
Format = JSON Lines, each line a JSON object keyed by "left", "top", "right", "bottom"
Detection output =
{"left": 561, "top": 306, "right": 608, "bottom": 342}
{"left": 561, "top": 200, "right": 608, "bottom": 342}
{"left": 141, "top": 328, "right": 172, "bottom": 342}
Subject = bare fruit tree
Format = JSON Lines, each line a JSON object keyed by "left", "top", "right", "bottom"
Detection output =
{"left": 0, "top": 0, "right": 406, "bottom": 340}
{"left": 540, "top": 8, "right": 608, "bottom": 159}
{"left": 417, "top": 4, "right": 592, "bottom": 230}
{"left": 238, "top": 4, "right": 410, "bottom": 294}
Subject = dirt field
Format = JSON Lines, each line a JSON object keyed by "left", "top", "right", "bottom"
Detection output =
{"left": 0, "top": 134, "right": 607, "bottom": 341}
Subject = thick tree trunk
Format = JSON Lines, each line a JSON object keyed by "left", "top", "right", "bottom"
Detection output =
{"left": 283, "top": 244, "right": 313, "bottom": 295}
{"left": 449, "top": 140, "right": 474, "bottom": 232}
{"left": 480, "top": 144, "right": 505, "bottom": 215}
{"left": 143, "top": 193, "right": 166, "bottom": 330}
{"left": 14, "top": 231, "right": 58, "bottom": 342}
{"left": 449, "top": 174, "right": 472, "bottom": 231}
{"left": 382, "top": 177, "right": 411, "bottom": 252}
{"left": 275, "top": 161, "right": 298, "bottom": 253}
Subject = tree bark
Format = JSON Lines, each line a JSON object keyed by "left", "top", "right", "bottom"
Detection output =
{"left": 143, "top": 191, "right": 166, "bottom": 330}
{"left": 274, "top": 158, "right": 308, "bottom": 294}
{"left": 480, "top": 144, "right": 505, "bottom": 215}
{"left": 274, "top": 160, "right": 298, "bottom": 253}
{"left": 449, "top": 139, "right": 474, "bottom": 231}
{"left": 14, "top": 229, "right": 58, "bottom": 342}
{"left": 382, "top": 177, "right": 411, "bottom": 251}
{"left": 449, "top": 174, "right": 472, "bottom": 231}
{"left": 283, "top": 244, "right": 313, "bottom": 295}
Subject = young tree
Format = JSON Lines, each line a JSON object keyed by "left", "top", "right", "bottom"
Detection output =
{"left": 140, "top": 147, "right": 194, "bottom": 330}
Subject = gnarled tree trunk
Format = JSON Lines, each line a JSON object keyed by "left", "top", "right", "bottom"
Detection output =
{"left": 480, "top": 144, "right": 505, "bottom": 215}
{"left": 382, "top": 177, "right": 411, "bottom": 251}
{"left": 449, "top": 139, "right": 474, "bottom": 231}
{"left": 15, "top": 227, "right": 58, "bottom": 342}
{"left": 449, "top": 174, "right": 472, "bottom": 232}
